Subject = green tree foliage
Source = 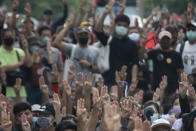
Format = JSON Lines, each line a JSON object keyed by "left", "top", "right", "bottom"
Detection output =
{"left": 0, "top": 0, "right": 91, "bottom": 20}
{"left": 143, "top": 0, "right": 196, "bottom": 17}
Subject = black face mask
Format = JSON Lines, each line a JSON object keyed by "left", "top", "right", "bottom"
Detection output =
{"left": 4, "top": 37, "right": 14, "bottom": 46}
{"left": 79, "top": 37, "right": 88, "bottom": 46}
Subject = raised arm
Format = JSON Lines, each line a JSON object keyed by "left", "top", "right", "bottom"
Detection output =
{"left": 11, "top": 0, "right": 19, "bottom": 29}
{"left": 24, "top": 3, "right": 32, "bottom": 36}
{"left": 94, "top": 0, "right": 115, "bottom": 32}
{"left": 117, "top": 0, "right": 126, "bottom": 15}
{"left": 52, "top": 12, "right": 74, "bottom": 52}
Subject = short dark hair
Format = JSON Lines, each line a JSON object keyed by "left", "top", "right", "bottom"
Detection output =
{"left": 115, "top": 14, "right": 130, "bottom": 25}
{"left": 166, "top": 25, "right": 178, "bottom": 34}
{"left": 13, "top": 102, "right": 31, "bottom": 116}
{"left": 2, "top": 28, "right": 15, "bottom": 38}
{"left": 38, "top": 26, "right": 53, "bottom": 36}
{"left": 44, "top": 9, "right": 53, "bottom": 15}
{"left": 55, "top": 121, "right": 77, "bottom": 131}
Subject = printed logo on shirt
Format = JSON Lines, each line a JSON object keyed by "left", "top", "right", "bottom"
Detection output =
{"left": 166, "top": 58, "right": 172, "bottom": 64}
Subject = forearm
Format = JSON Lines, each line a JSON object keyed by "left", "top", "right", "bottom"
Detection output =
{"left": 12, "top": 11, "right": 17, "bottom": 29}
{"left": 75, "top": 90, "right": 83, "bottom": 103}
{"left": 15, "top": 92, "right": 22, "bottom": 103}
{"left": 87, "top": 110, "right": 99, "bottom": 131}
{"left": 48, "top": 52, "right": 53, "bottom": 64}
{"left": 131, "top": 64, "right": 138, "bottom": 82}
{"left": 3, "top": 63, "right": 21, "bottom": 72}
{"left": 42, "top": 93, "right": 49, "bottom": 103}
{"left": 84, "top": 91, "right": 91, "bottom": 113}
{"left": 144, "top": 14, "right": 153, "bottom": 29}
{"left": 66, "top": 94, "right": 72, "bottom": 114}
{"left": 24, "top": 48, "right": 33, "bottom": 67}
{"left": 94, "top": 13, "right": 107, "bottom": 32}
{"left": 53, "top": 26, "right": 69, "bottom": 50}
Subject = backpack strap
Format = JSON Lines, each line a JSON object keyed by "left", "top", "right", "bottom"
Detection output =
{"left": 107, "top": 36, "right": 113, "bottom": 45}
{"left": 70, "top": 45, "right": 76, "bottom": 60}
{"left": 15, "top": 50, "right": 20, "bottom": 62}
{"left": 180, "top": 43, "right": 185, "bottom": 56}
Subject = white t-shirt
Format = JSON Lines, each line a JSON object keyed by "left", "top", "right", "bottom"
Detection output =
{"left": 176, "top": 41, "right": 196, "bottom": 74}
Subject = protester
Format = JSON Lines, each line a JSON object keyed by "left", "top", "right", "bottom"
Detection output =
{"left": 1, "top": 0, "right": 196, "bottom": 131}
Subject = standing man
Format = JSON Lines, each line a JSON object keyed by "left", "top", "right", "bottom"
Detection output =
{"left": 148, "top": 30, "right": 183, "bottom": 94}
{"left": 94, "top": 1, "right": 138, "bottom": 87}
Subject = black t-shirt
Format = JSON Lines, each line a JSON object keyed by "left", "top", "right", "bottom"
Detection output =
{"left": 148, "top": 49, "right": 183, "bottom": 93}
{"left": 94, "top": 31, "right": 139, "bottom": 85}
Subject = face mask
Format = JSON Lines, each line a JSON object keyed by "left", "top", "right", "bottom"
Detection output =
{"left": 79, "top": 37, "right": 89, "bottom": 46}
{"left": 129, "top": 33, "right": 140, "bottom": 42}
{"left": 172, "top": 106, "right": 181, "bottom": 116}
{"left": 186, "top": 30, "right": 196, "bottom": 41}
{"left": 4, "top": 37, "right": 14, "bottom": 46}
{"left": 115, "top": 26, "right": 128, "bottom": 36}
{"left": 41, "top": 36, "right": 52, "bottom": 47}
{"left": 32, "top": 117, "right": 52, "bottom": 129}
{"left": 150, "top": 113, "right": 159, "bottom": 123}
{"left": 30, "top": 45, "right": 40, "bottom": 53}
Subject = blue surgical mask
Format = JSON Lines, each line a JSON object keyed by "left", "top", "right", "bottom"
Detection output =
{"left": 115, "top": 26, "right": 128, "bottom": 36}
{"left": 32, "top": 117, "right": 52, "bottom": 129}
{"left": 150, "top": 113, "right": 159, "bottom": 123}
{"left": 186, "top": 30, "right": 196, "bottom": 41}
{"left": 172, "top": 106, "right": 181, "bottom": 116}
{"left": 30, "top": 45, "right": 40, "bottom": 53}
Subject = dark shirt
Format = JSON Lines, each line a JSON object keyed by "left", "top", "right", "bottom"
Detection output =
{"left": 148, "top": 49, "right": 183, "bottom": 93}
{"left": 94, "top": 31, "right": 139, "bottom": 86}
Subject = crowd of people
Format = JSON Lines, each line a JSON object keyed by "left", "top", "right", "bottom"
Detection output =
{"left": 0, "top": 0, "right": 196, "bottom": 130}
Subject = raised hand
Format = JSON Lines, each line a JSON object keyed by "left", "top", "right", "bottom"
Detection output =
{"left": 103, "top": 103, "right": 121, "bottom": 131}
{"left": 53, "top": 93, "right": 61, "bottom": 108}
{"left": 0, "top": 10, "right": 7, "bottom": 25}
{"left": 97, "top": 76, "right": 104, "bottom": 92}
{"left": 110, "top": 85, "right": 118, "bottom": 101}
{"left": 14, "top": 78, "right": 22, "bottom": 95}
{"left": 152, "top": 6, "right": 160, "bottom": 16}
{"left": 120, "top": 98, "right": 132, "bottom": 118}
{"left": 118, "top": 0, "right": 126, "bottom": 15}
{"left": 21, "top": 114, "right": 31, "bottom": 131}
{"left": 101, "top": 86, "right": 110, "bottom": 105}
{"left": 75, "top": 72, "right": 84, "bottom": 92}
{"left": 1, "top": 111, "right": 12, "bottom": 131}
{"left": 159, "top": 75, "right": 168, "bottom": 90}
{"left": 77, "top": 98, "right": 88, "bottom": 120}
{"left": 24, "top": 3, "right": 31, "bottom": 17}
{"left": 153, "top": 88, "right": 160, "bottom": 102}
{"left": 67, "top": 65, "right": 75, "bottom": 85}
{"left": 12, "top": 0, "right": 19, "bottom": 11}
{"left": 103, "top": 0, "right": 115, "bottom": 15}
{"left": 63, "top": 80, "right": 72, "bottom": 96}
{"left": 65, "top": 11, "right": 75, "bottom": 27}
{"left": 39, "top": 76, "right": 49, "bottom": 95}
{"left": 179, "top": 72, "right": 188, "bottom": 98}
{"left": 133, "top": 116, "right": 143, "bottom": 131}
{"left": 20, "top": 34, "right": 29, "bottom": 49}
{"left": 85, "top": 72, "right": 94, "bottom": 93}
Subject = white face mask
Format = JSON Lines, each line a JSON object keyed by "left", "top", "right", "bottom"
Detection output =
{"left": 129, "top": 32, "right": 140, "bottom": 42}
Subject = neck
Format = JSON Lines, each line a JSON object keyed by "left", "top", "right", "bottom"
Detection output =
{"left": 79, "top": 43, "right": 88, "bottom": 48}
{"left": 160, "top": 47, "right": 171, "bottom": 52}
{"left": 3, "top": 45, "right": 13, "bottom": 51}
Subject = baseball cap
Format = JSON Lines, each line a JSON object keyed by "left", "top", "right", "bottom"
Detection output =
{"left": 27, "top": 36, "right": 41, "bottom": 45}
{"left": 80, "top": 21, "right": 92, "bottom": 27}
{"left": 77, "top": 26, "right": 89, "bottom": 34}
{"left": 31, "top": 104, "right": 45, "bottom": 112}
{"left": 41, "top": 103, "right": 55, "bottom": 117}
{"left": 159, "top": 30, "right": 172, "bottom": 40}
{"left": 151, "top": 119, "right": 171, "bottom": 129}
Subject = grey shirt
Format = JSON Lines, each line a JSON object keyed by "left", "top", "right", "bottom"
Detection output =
{"left": 64, "top": 43, "right": 99, "bottom": 87}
